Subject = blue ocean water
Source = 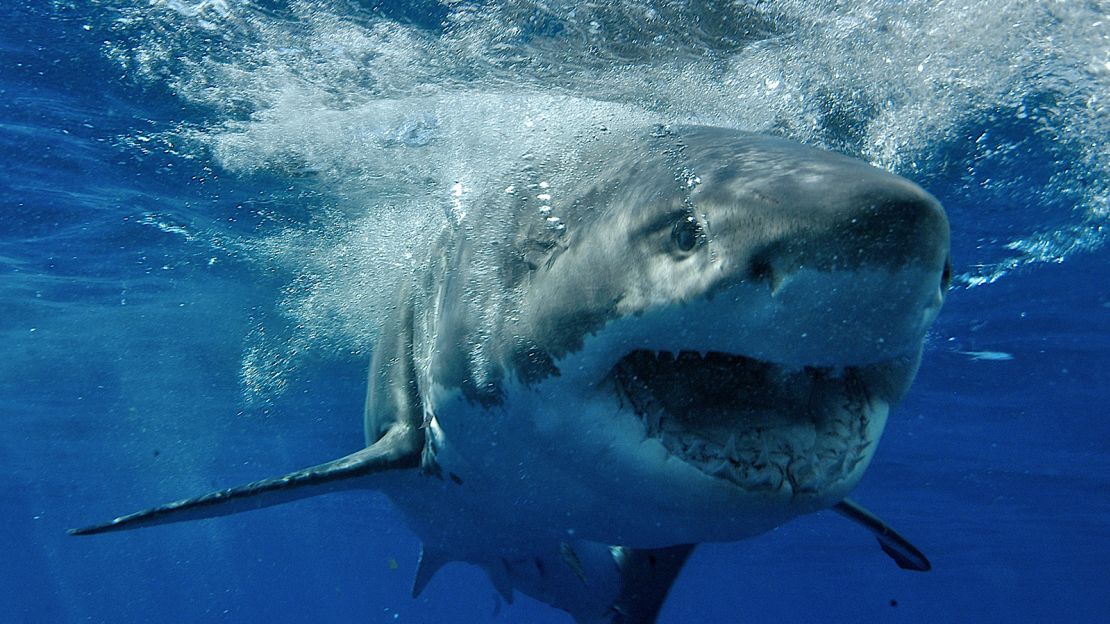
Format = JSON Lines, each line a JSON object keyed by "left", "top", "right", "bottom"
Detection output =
{"left": 2, "top": 2, "right": 1108, "bottom": 623}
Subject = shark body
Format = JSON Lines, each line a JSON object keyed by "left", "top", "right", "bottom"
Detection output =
{"left": 73, "top": 125, "right": 950, "bottom": 623}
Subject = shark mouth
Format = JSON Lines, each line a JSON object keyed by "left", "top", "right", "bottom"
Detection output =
{"left": 609, "top": 350, "right": 880, "bottom": 496}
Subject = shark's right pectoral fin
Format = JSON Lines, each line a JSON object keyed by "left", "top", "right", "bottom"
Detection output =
{"left": 69, "top": 423, "right": 423, "bottom": 536}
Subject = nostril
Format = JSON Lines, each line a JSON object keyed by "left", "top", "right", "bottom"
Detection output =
{"left": 749, "top": 255, "right": 787, "bottom": 295}
{"left": 749, "top": 257, "right": 774, "bottom": 284}
{"left": 941, "top": 256, "right": 952, "bottom": 291}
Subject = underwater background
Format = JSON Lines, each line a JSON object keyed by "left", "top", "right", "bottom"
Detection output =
{"left": 2, "top": 1, "right": 1108, "bottom": 622}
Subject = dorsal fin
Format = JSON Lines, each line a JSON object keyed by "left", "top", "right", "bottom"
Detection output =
{"left": 834, "top": 498, "right": 931, "bottom": 571}
{"left": 69, "top": 423, "right": 422, "bottom": 536}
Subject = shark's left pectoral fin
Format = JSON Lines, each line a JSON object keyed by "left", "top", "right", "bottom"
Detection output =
{"left": 834, "top": 498, "right": 931, "bottom": 572}
{"left": 69, "top": 423, "right": 422, "bottom": 536}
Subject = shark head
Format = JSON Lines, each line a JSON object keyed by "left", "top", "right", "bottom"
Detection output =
{"left": 421, "top": 125, "right": 950, "bottom": 545}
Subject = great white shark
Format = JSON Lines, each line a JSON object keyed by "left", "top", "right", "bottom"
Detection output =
{"left": 72, "top": 125, "right": 951, "bottom": 623}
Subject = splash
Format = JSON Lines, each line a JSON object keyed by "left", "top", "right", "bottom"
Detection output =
{"left": 93, "top": 0, "right": 1110, "bottom": 398}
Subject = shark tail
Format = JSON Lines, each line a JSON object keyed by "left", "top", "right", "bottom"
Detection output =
{"left": 68, "top": 423, "right": 422, "bottom": 536}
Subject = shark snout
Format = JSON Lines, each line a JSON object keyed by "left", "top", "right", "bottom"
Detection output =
{"left": 750, "top": 181, "right": 950, "bottom": 280}
{"left": 717, "top": 180, "right": 951, "bottom": 366}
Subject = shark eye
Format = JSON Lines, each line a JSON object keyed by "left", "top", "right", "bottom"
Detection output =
{"left": 671, "top": 216, "right": 701, "bottom": 252}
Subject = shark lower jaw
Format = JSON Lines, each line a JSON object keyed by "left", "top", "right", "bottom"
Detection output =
{"left": 607, "top": 349, "right": 890, "bottom": 498}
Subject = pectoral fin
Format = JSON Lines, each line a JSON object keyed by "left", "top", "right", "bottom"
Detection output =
{"left": 834, "top": 498, "right": 931, "bottom": 572}
{"left": 69, "top": 423, "right": 422, "bottom": 536}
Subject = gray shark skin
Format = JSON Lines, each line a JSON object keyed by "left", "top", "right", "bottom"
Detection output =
{"left": 71, "top": 125, "right": 949, "bottom": 623}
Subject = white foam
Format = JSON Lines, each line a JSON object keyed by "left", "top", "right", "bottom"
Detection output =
{"left": 98, "top": 1, "right": 1110, "bottom": 398}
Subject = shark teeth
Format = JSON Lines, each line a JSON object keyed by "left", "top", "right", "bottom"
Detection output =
{"left": 722, "top": 434, "right": 738, "bottom": 457}
{"left": 644, "top": 405, "right": 662, "bottom": 436}
{"left": 705, "top": 459, "right": 731, "bottom": 476}
{"left": 610, "top": 349, "right": 875, "bottom": 496}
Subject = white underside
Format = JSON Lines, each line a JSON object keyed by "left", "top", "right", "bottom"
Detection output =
{"left": 383, "top": 375, "right": 889, "bottom": 561}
